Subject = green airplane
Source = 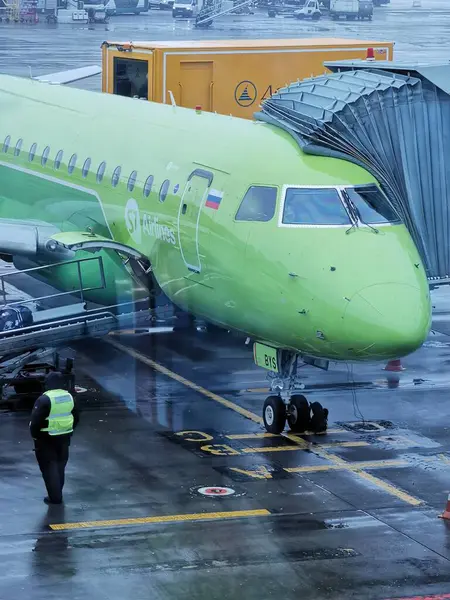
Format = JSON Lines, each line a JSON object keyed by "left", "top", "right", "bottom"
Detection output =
{"left": 0, "top": 72, "right": 432, "bottom": 434}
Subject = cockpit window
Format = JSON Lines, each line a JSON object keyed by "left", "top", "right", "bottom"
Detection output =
{"left": 345, "top": 185, "right": 401, "bottom": 224}
{"left": 235, "top": 186, "right": 277, "bottom": 222}
{"left": 282, "top": 188, "right": 351, "bottom": 225}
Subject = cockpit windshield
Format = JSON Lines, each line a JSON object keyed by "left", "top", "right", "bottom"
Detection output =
{"left": 282, "top": 188, "right": 351, "bottom": 225}
{"left": 344, "top": 185, "right": 401, "bottom": 224}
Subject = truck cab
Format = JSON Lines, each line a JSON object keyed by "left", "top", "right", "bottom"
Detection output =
{"left": 294, "top": 0, "right": 321, "bottom": 19}
{"left": 172, "top": 0, "right": 197, "bottom": 17}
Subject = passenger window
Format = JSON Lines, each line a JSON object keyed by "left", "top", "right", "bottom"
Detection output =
{"left": 282, "top": 188, "right": 350, "bottom": 225}
{"left": 345, "top": 185, "right": 400, "bottom": 224}
{"left": 68, "top": 153, "right": 77, "bottom": 175}
{"left": 82, "top": 158, "right": 91, "bottom": 178}
{"left": 127, "top": 170, "right": 137, "bottom": 192}
{"left": 112, "top": 166, "right": 121, "bottom": 188}
{"left": 143, "top": 175, "right": 154, "bottom": 198}
{"left": 29, "top": 142, "right": 37, "bottom": 162}
{"left": 14, "top": 138, "right": 23, "bottom": 157}
{"left": 3, "top": 135, "right": 10, "bottom": 153}
{"left": 97, "top": 161, "right": 106, "bottom": 183}
{"left": 54, "top": 150, "right": 63, "bottom": 170}
{"left": 41, "top": 146, "right": 50, "bottom": 166}
{"left": 159, "top": 180, "right": 170, "bottom": 203}
{"left": 236, "top": 186, "right": 277, "bottom": 222}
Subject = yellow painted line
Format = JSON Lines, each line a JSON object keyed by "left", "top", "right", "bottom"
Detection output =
{"left": 353, "top": 470, "right": 423, "bottom": 506}
{"left": 285, "top": 459, "right": 408, "bottom": 473}
{"left": 226, "top": 429, "right": 344, "bottom": 439}
{"left": 226, "top": 433, "right": 279, "bottom": 440}
{"left": 242, "top": 441, "right": 368, "bottom": 454}
{"left": 285, "top": 433, "right": 423, "bottom": 506}
{"left": 108, "top": 340, "right": 423, "bottom": 507}
{"left": 108, "top": 339, "right": 263, "bottom": 424}
{"left": 50, "top": 509, "right": 271, "bottom": 531}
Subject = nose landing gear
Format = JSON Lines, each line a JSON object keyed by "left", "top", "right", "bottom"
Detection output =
{"left": 261, "top": 349, "right": 329, "bottom": 435}
{"left": 263, "top": 393, "right": 328, "bottom": 435}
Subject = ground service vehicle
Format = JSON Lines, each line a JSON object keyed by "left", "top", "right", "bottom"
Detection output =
{"left": 330, "top": 0, "right": 358, "bottom": 19}
{"left": 172, "top": 0, "right": 197, "bottom": 17}
{"left": 358, "top": 0, "right": 372, "bottom": 19}
{"left": 101, "top": 38, "right": 393, "bottom": 119}
{"left": 294, "top": 0, "right": 320, "bottom": 19}
{"left": 0, "top": 62, "right": 431, "bottom": 432}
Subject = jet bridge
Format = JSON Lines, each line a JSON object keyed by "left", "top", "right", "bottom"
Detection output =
{"left": 0, "top": 255, "right": 154, "bottom": 401}
{"left": 256, "top": 60, "right": 450, "bottom": 282}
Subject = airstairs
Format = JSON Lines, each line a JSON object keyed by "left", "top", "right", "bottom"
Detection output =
{"left": 0, "top": 0, "right": 20, "bottom": 21}
{"left": 195, "top": 0, "right": 253, "bottom": 27}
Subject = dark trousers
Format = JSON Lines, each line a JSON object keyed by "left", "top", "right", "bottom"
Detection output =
{"left": 34, "top": 435, "right": 70, "bottom": 503}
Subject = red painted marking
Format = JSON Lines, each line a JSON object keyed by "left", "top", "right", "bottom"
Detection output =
{"left": 386, "top": 594, "right": 450, "bottom": 600}
{"left": 205, "top": 488, "right": 227, "bottom": 495}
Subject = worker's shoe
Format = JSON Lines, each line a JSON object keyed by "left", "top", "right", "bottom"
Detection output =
{"left": 44, "top": 496, "right": 63, "bottom": 505}
{"left": 309, "top": 402, "right": 328, "bottom": 435}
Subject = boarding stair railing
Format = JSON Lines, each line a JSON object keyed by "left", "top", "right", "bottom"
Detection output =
{"left": 0, "top": 255, "right": 153, "bottom": 385}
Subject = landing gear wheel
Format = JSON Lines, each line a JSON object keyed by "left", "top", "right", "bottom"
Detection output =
{"left": 287, "top": 394, "right": 310, "bottom": 433}
{"left": 263, "top": 395, "right": 286, "bottom": 434}
{"left": 310, "top": 401, "right": 329, "bottom": 435}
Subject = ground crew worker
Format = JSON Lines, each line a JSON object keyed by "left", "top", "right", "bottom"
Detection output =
{"left": 29, "top": 371, "right": 79, "bottom": 505}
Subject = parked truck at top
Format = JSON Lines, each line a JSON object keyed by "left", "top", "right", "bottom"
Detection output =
{"left": 330, "top": 0, "right": 358, "bottom": 19}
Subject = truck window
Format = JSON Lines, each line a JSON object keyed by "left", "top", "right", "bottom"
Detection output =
{"left": 282, "top": 188, "right": 350, "bottom": 225}
{"left": 236, "top": 186, "right": 277, "bottom": 222}
{"left": 114, "top": 57, "right": 148, "bottom": 99}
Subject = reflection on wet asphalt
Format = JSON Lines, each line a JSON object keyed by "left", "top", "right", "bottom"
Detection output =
{"left": 2, "top": 327, "right": 450, "bottom": 599}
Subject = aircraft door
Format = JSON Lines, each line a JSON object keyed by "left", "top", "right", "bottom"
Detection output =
{"left": 177, "top": 169, "right": 213, "bottom": 273}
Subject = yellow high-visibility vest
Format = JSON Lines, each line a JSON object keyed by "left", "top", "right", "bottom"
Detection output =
{"left": 40, "top": 389, "right": 74, "bottom": 436}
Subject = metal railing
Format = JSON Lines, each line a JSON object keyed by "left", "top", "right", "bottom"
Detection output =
{"left": 0, "top": 255, "right": 106, "bottom": 308}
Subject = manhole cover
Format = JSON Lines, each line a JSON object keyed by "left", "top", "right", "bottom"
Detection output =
{"left": 197, "top": 486, "right": 235, "bottom": 497}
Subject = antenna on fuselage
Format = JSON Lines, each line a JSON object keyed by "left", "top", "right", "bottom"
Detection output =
{"left": 28, "top": 66, "right": 33, "bottom": 79}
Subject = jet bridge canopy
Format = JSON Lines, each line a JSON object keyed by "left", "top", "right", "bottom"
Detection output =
{"left": 256, "top": 61, "right": 450, "bottom": 280}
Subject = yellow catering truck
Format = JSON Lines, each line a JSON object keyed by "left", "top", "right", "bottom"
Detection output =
{"left": 101, "top": 38, "right": 393, "bottom": 119}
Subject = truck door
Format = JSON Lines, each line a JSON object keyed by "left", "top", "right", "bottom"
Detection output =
{"left": 177, "top": 169, "right": 213, "bottom": 273}
{"left": 179, "top": 61, "right": 213, "bottom": 111}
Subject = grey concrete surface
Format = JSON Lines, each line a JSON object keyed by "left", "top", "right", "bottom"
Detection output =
{"left": 1, "top": 330, "right": 450, "bottom": 599}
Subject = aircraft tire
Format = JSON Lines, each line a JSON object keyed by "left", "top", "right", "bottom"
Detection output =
{"left": 287, "top": 394, "right": 310, "bottom": 433}
{"left": 263, "top": 395, "right": 286, "bottom": 434}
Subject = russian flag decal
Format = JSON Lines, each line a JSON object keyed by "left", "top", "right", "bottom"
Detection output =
{"left": 205, "top": 189, "right": 223, "bottom": 210}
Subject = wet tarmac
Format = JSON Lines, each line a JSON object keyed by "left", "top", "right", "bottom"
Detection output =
{"left": 1, "top": 326, "right": 450, "bottom": 599}
{"left": 1, "top": 1, "right": 450, "bottom": 598}
{"left": 0, "top": 0, "right": 449, "bottom": 89}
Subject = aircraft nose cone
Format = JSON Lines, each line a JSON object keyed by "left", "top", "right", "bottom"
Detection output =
{"left": 342, "top": 283, "right": 431, "bottom": 359}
